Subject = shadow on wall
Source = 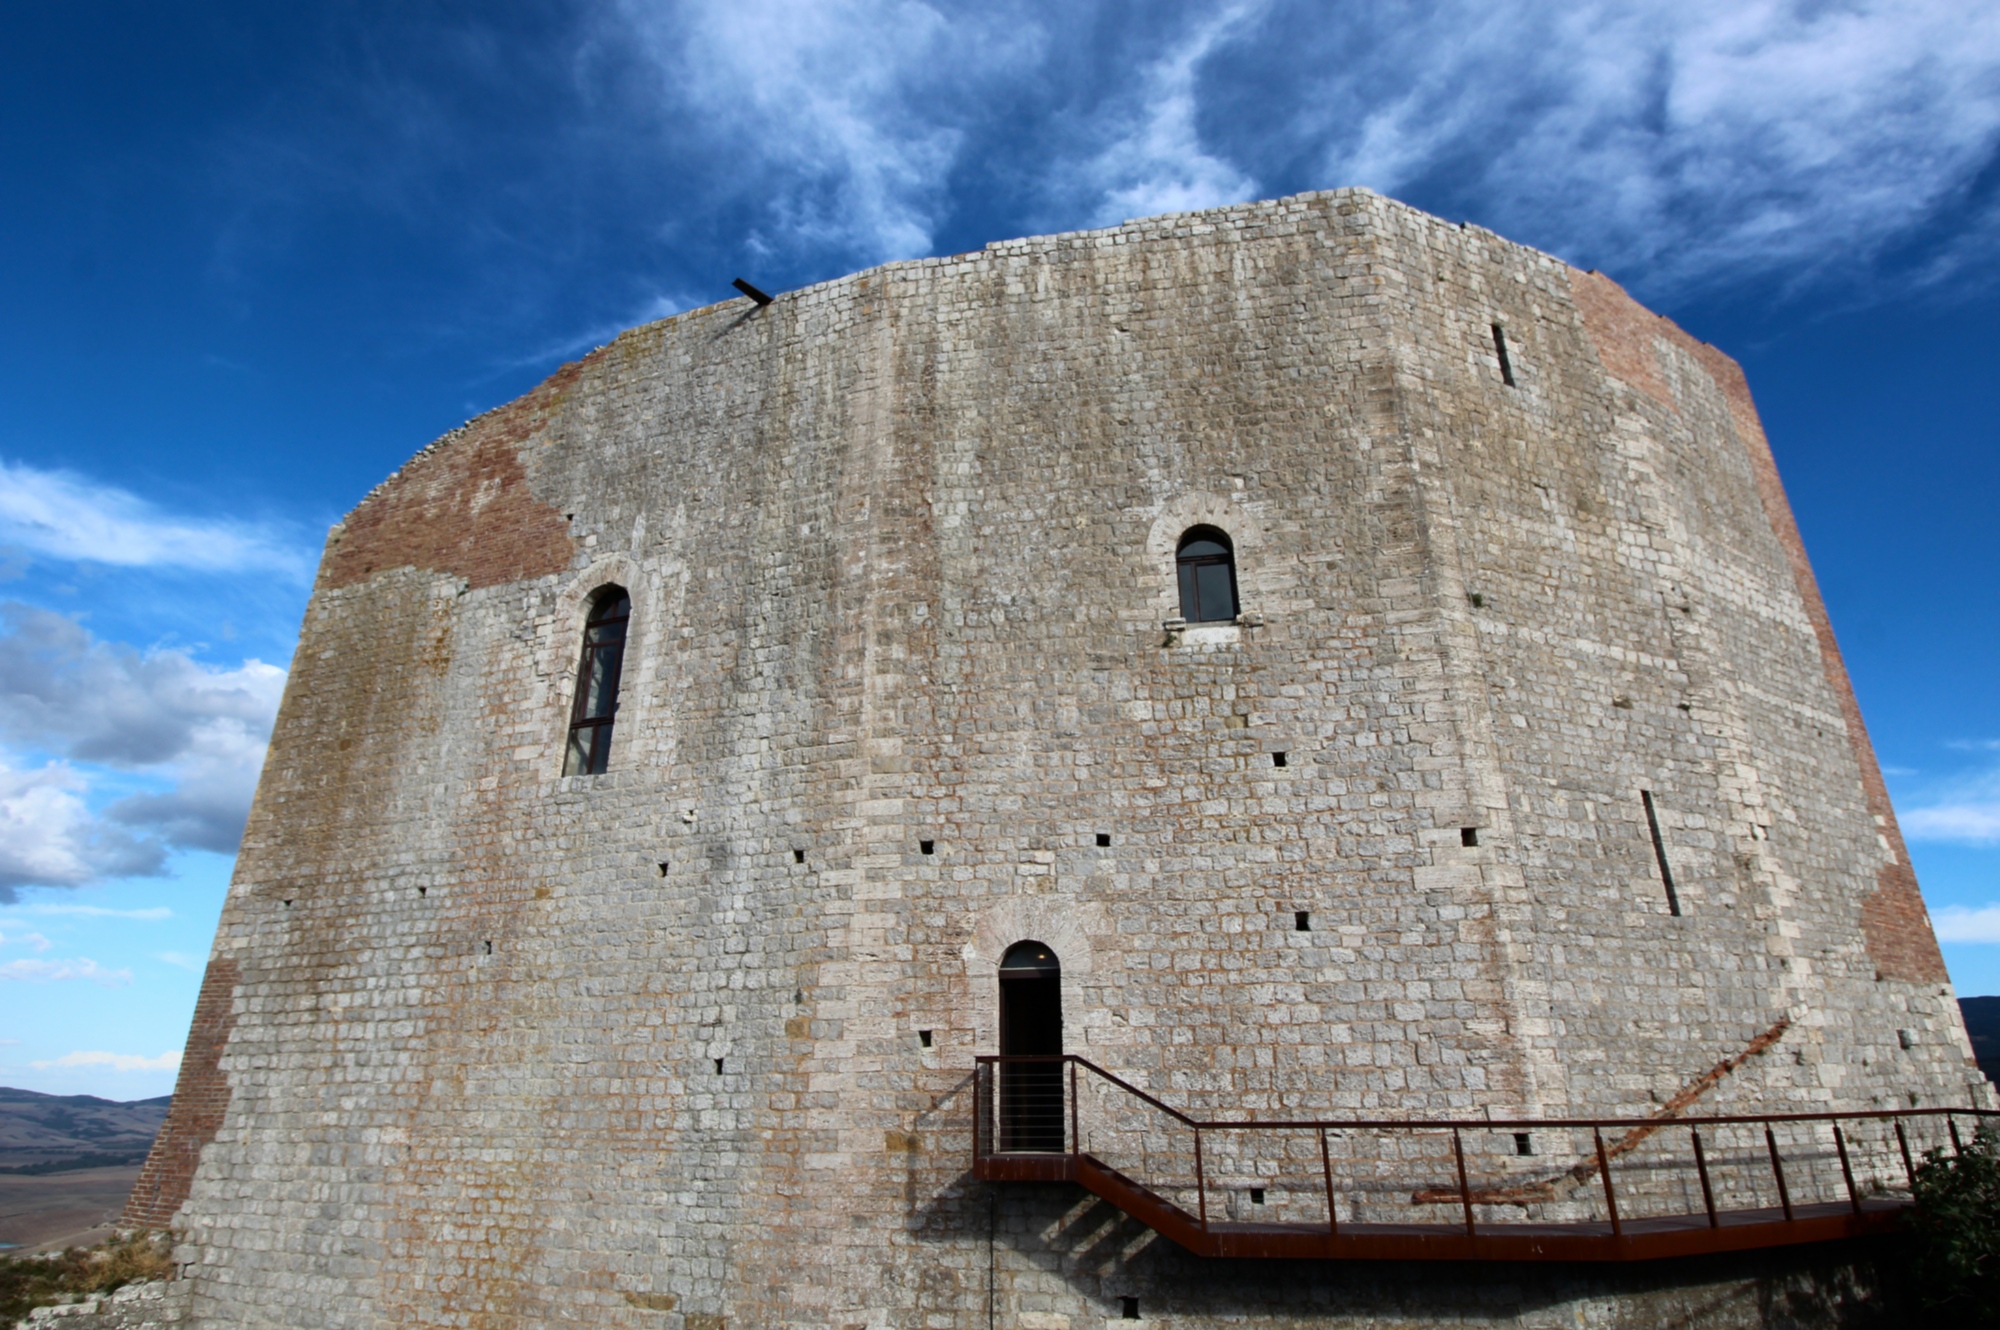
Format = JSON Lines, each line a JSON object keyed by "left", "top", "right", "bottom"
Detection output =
{"left": 924, "top": 1185, "right": 1911, "bottom": 1328}
{"left": 1960, "top": 999, "right": 2000, "bottom": 1089}
{"left": 908, "top": 1176, "right": 1904, "bottom": 1320}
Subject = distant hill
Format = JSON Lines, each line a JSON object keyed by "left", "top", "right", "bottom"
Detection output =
{"left": 1962, "top": 998, "right": 2000, "bottom": 1090}
{"left": 0, "top": 1087, "right": 170, "bottom": 1173}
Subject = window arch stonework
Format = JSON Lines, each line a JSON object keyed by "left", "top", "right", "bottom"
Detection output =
{"left": 550, "top": 555, "right": 654, "bottom": 778}
{"left": 1145, "top": 493, "right": 1267, "bottom": 628}
{"left": 563, "top": 586, "right": 630, "bottom": 775}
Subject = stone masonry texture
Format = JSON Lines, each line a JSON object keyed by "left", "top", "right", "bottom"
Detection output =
{"left": 128, "top": 189, "right": 1980, "bottom": 1329}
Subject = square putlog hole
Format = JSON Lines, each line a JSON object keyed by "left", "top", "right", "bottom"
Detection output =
{"left": 1096, "top": 833, "right": 1111, "bottom": 847}
{"left": 1461, "top": 827, "right": 1479, "bottom": 847}
{"left": 919, "top": 840, "right": 935, "bottom": 855}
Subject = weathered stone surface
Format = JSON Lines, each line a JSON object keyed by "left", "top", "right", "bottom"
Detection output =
{"left": 130, "top": 189, "right": 1977, "bottom": 1328}
{"left": 15, "top": 1278, "right": 189, "bottom": 1330}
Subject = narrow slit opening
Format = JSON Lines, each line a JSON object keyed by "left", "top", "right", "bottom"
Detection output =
{"left": 1641, "top": 789, "right": 1682, "bottom": 916}
{"left": 657, "top": 862, "right": 669, "bottom": 877}
{"left": 1515, "top": 1132, "right": 1533, "bottom": 1156}
{"left": 793, "top": 849, "right": 806, "bottom": 864}
{"left": 918, "top": 1030, "right": 933, "bottom": 1048}
{"left": 1492, "top": 323, "right": 1516, "bottom": 386}
{"left": 484, "top": 940, "right": 493, "bottom": 955}
{"left": 1294, "top": 911, "right": 1311, "bottom": 932}
{"left": 714, "top": 1058, "right": 724, "bottom": 1074}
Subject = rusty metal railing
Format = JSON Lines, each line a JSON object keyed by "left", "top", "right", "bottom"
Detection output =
{"left": 972, "top": 1055, "right": 1993, "bottom": 1261}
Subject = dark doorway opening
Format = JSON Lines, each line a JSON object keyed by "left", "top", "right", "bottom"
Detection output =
{"left": 999, "top": 941, "right": 1063, "bottom": 1152}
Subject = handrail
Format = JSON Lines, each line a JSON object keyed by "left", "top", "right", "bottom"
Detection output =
{"left": 972, "top": 1053, "right": 1994, "bottom": 1262}
{"left": 973, "top": 1055, "right": 1997, "bottom": 1133}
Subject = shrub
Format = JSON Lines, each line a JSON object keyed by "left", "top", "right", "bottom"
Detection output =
{"left": 1907, "top": 1122, "right": 2000, "bottom": 1327}
{"left": 0, "top": 1230, "right": 173, "bottom": 1323}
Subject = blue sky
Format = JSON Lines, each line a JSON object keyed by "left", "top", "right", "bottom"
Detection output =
{"left": 1, "top": 0, "right": 1997, "bottom": 1100}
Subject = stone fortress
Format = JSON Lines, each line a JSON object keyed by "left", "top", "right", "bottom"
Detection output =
{"left": 118, "top": 188, "right": 1982, "bottom": 1329}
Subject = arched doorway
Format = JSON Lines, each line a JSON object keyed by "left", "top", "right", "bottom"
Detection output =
{"left": 999, "top": 941, "right": 1063, "bottom": 1152}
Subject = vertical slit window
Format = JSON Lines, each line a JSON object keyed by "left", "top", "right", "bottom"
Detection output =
{"left": 1642, "top": 789, "right": 1681, "bottom": 916}
{"left": 563, "top": 588, "right": 631, "bottom": 776}
{"left": 1492, "top": 323, "right": 1516, "bottom": 387}
{"left": 1176, "top": 527, "right": 1239, "bottom": 623}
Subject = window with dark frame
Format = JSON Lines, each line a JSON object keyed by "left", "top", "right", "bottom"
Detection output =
{"left": 1175, "top": 526, "right": 1239, "bottom": 623}
{"left": 562, "top": 587, "right": 631, "bottom": 776}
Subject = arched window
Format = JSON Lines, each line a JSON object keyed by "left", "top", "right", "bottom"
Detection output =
{"left": 563, "top": 587, "right": 630, "bottom": 776}
{"left": 998, "top": 941, "right": 1063, "bottom": 1152}
{"left": 1176, "top": 526, "right": 1238, "bottom": 623}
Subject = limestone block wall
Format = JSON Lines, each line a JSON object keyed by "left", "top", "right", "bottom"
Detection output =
{"left": 131, "top": 188, "right": 1977, "bottom": 1329}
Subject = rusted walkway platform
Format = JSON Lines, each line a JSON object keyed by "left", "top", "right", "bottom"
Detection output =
{"left": 974, "top": 1056, "right": 1985, "bottom": 1261}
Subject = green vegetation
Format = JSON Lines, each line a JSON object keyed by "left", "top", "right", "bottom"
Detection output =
{"left": 1907, "top": 1123, "right": 2000, "bottom": 1327}
{"left": 0, "top": 1230, "right": 173, "bottom": 1323}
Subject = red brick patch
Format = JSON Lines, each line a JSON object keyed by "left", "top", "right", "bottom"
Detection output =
{"left": 1572, "top": 269, "right": 1948, "bottom": 985}
{"left": 123, "top": 955, "right": 240, "bottom": 1229}
{"left": 323, "top": 362, "right": 581, "bottom": 591}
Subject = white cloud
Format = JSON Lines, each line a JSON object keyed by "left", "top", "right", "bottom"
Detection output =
{"left": 1082, "top": 4, "right": 1264, "bottom": 228}
{"left": 0, "top": 604, "right": 286, "bottom": 894}
{"left": 1901, "top": 763, "right": 2000, "bottom": 846}
{"left": 612, "top": 0, "right": 1047, "bottom": 264}
{"left": 22, "top": 903, "right": 172, "bottom": 920}
{"left": 0, "top": 957, "right": 134, "bottom": 987}
{"left": 0, "top": 460, "right": 308, "bottom": 575}
{"left": 31, "top": 1049, "right": 181, "bottom": 1072}
{"left": 1905, "top": 802, "right": 2000, "bottom": 845}
{"left": 599, "top": 0, "right": 2000, "bottom": 299}
{"left": 155, "top": 951, "right": 204, "bottom": 971}
{"left": 0, "top": 762, "right": 162, "bottom": 889}
{"left": 1298, "top": 0, "right": 2000, "bottom": 291}
{"left": 1933, "top": 905, "right": 2000, "bottom": 944}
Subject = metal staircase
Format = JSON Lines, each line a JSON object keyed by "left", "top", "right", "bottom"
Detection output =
{"left": 972, "top": 1055, "right": 1987, "bottom": 1261}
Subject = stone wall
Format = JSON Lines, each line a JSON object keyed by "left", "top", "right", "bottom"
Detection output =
{"left": 14, "top": 1279, "right": 188, "bottom": 1330}
{"left": 130, "top": 188, "right": 1979, "bottom": 1328}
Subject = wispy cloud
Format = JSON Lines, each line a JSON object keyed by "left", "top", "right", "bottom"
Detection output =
{"left": 591, "top": 0, "right": 2000, "bottom": 302}
{"left": 1283, "top": 0, "right": 2000, "bottom": 293}
{"left": 0, "top": 956, "right": 134, "bottom": 986}
{"left": 1080, "top": 3, "right": 1264, "bottom": 228}
{"left": 1901, "top": 761, "right": 2000, "bottom": 846}
{"left": 31, "top": 1049, "right": 181, "bottom": 1072}
{"left": 612, "top": 0, "right": 1048, "bottom": 265}
{"left": 155, "top": 951, "right": 204, "bottom": 971}
{"left": 1934, "top": 905, "right": 2000, "bottom": 944}
{"left": 0, "top": 604, "right": 286, "bottom": 894}
{"left": 0, "top": 461, "right": 309, "bottom": 576}
{"left": 490, "top": 292, "right": 692, "bottom": 376}
{"left": 21, "top": 903, "right": 172, "bottom": 920}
